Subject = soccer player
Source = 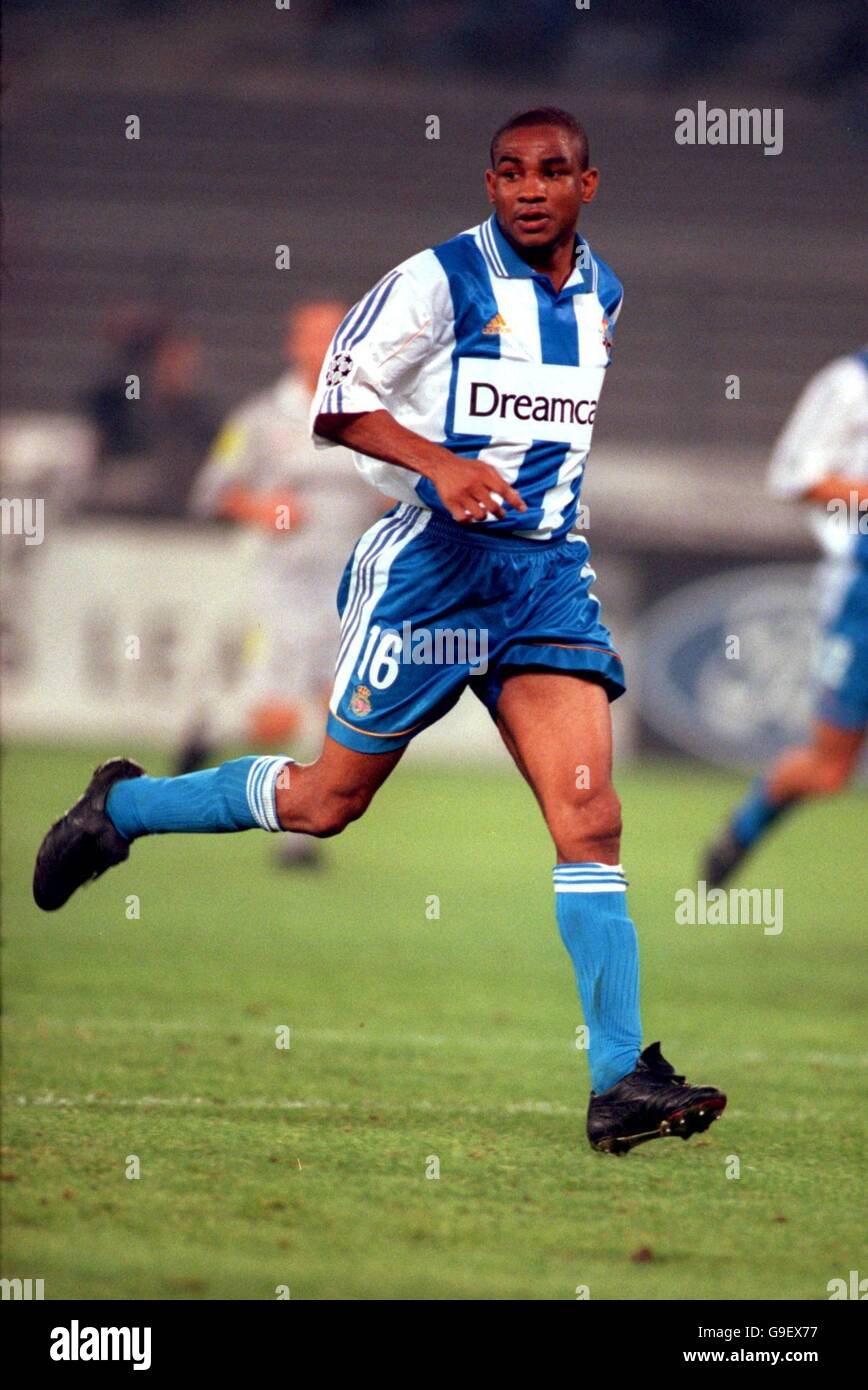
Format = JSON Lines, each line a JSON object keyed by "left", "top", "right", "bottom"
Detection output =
{"left": 34, "top": 107, "right": 726, "bottom": 1155}
{"left": 703, "top": 349, "right": 867, "bottom": 885}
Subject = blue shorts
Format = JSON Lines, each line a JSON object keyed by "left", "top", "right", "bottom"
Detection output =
{"left": 815, "top": 565, "right": 868, "bottom": 731}
{"left": 327, "top": 503, "right": 625, "bottom": 753}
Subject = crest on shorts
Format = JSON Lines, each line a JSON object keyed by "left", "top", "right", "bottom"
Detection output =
{"left": 325, "top": 351, "right": 354, "bottom": 387}
{"left": 350, "top": 684, "right": 372, "bottom": 717}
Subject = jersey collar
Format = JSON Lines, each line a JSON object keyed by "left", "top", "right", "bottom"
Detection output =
{"left": 482, "top": 214, "right": 594, "bottom": 294}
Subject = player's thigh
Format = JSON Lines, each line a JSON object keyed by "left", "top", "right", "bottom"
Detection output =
{"left": 495, "top": 671, "right": 616, "bottom": 817}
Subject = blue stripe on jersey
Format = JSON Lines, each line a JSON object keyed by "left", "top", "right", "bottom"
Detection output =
{"left": 533, "top": 283, "right": 580, "bottom": 366}
{"left": 413, "top": 233, "right": 502, "bottom": 513}
{"left": 434, "top": 233, "right": 502, "bottom": 436}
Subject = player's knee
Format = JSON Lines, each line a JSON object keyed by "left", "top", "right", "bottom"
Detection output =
{"left": 549, "top": 784, "right": 622, "bottom": 862}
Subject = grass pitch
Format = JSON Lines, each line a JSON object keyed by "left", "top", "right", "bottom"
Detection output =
{"left": 2, "top": 743, "right": 865, "bottom": 1300}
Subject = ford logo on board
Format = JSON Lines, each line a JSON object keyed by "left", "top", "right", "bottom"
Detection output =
{"left": 636, "top": 564, "right": 819, "bottom": 769}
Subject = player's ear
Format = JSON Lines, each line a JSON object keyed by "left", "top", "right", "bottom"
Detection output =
{"left": 580, "top": 167, "right": 600, "bottom": 204}
{"left": 484, "top": 168, "right": 497, "bottom": 204}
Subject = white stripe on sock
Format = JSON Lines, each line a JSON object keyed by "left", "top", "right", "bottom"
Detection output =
{"left": 246, "top": 756, "right": 293, "bottom": 832}
{"left": 554, "top": 882, "right": 628, "bottom": 893}
{"left": 553, "top": 861, "right": 628, "bottom": 892}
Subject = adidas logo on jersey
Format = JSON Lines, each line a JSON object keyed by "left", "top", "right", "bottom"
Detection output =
{"left": 482, "top": 313, "right": 509, "bottom": 335}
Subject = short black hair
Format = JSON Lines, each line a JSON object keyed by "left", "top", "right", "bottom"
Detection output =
{"left": 489, "top": 107, "right": 589, "bottom": 170}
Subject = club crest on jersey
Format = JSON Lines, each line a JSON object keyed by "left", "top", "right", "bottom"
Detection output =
{"left": 600, "top": 317, "right": 613, "bottom": 355}
{"left": 325, "top": 351, "right": 354, "bottom": 387}
{"left": 350, "top": 684, "right": 372, "bottom": 717}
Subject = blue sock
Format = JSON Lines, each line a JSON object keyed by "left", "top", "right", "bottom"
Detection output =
{"left": 554, "top": 862, "right": 642, "bottom": 1094}
{"left": 105, "top": 756, "right": 292, "bottom": 839}
{"left": 730, "top": 776, "right": 791, "bottom": 850}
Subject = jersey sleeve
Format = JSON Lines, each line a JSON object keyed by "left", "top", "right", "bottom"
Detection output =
{"left": 768, "top": 357, "right": 864, "bottom": 498}
{"left": 309, "top": 264, "right": 435, "bottom": 447}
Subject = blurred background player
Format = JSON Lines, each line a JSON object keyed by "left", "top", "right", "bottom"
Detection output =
{"left": 182, "top": 300, "right": 383, "bottom": 865}
{"left": 703, "top": 348, "right": 868, "bottom": 885}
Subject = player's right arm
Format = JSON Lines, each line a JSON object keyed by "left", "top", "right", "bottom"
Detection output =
{"left": 309, "top": 263, "right": 525, "bottom": 523}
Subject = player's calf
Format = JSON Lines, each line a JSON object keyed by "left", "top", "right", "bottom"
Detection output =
{"left": 283, "top": 782, "right": 374, "bottom": 838}
{"left": 274, "top": 738, "right": 403, "bottom": 837}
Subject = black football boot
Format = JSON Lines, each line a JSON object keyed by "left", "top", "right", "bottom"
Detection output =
{"left": 33, "top": 758, "right": 144, "bottom": 911}
{"left": 588, "top": 1042, "right": 726, "bottom": 1155}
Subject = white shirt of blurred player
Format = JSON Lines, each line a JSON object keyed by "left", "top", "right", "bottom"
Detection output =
{"left": 767, "top": 353, "right": 868, "bottom": 562}
{"left": 190, "top": 371, "right": 375, "bottom": 579}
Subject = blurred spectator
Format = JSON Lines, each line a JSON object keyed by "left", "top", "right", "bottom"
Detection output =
{"left": 83, "top": 308, "right": 219, "bottom": 520}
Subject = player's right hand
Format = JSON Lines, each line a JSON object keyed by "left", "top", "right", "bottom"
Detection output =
{"left": 428, "top": 456, "right": 526, "bottom": 523}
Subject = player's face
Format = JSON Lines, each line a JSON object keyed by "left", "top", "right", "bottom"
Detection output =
{"left": 485, "top": 126, "right": 598, "bottom": 255}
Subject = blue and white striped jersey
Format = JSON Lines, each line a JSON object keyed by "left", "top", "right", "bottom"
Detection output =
{"left": 310, "top": 213, "right": 624, "bottom": 541}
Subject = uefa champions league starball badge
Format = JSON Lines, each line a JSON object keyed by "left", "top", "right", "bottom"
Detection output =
{"left": 325, "top": 351, "right": 354, "bottom": 387}
{"left": 350, "top": 684, "right": 372, "bottom": 717}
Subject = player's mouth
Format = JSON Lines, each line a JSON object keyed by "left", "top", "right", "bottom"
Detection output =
{"left": 514, "top": 211, "right": 551, "bottom": 232}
